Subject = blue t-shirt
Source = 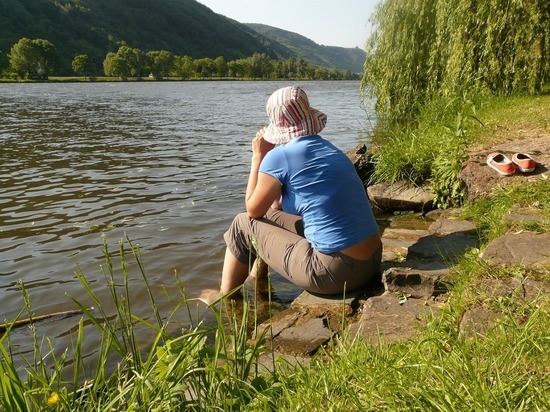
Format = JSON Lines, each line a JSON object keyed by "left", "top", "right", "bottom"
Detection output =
{"left": 259, "top": 135, "right": 379, "bottom": 253}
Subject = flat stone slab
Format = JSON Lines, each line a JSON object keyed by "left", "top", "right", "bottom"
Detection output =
{"left": 257, "top": 351, "right": 310, "bottom": 373}
{"left": 480, "top": 232, "right": 550, "bottom": 269}
{"left": 382, "top": 238, "right": 419, "bottom": 262}
{"left": 292, "top": 289, "right": 363, "bottom": 307}
{"left": 384, "top": 228, "right": 431, "bottom": 239}
{"left": 402, "top": 217, "right": 478, "bottom": 262}
{"left": 348, "top": 293, "right": 440, "bottom": 344}
{"left": 428, "top": 218, "right": 477, "bottom": 236}
{"left": 368, "top": 181, "right": 435, "bottom": 213}
{"left": 504, "top": 211, "right": 549, "bottom": 225}
{"left": 458, "top": 307, "right": 503, "bottom": 339}
{"left": 258, "top": 308, "right": 306, "bottom": 341}
{"left": 382, "top": 227, "right": 430, "bottom": 262}
{"left": 272, "top": 317, "right": 334, "bottom": 356}
{"left": 473, "top": 277, "right": 548, "bottom": 302}
{"left": 407, "top": 232, "right": 479, "bottom": 262}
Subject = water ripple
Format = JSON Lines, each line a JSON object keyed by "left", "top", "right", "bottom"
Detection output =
{"left": 0, "top": 81, "right": 374, "bottom": 360}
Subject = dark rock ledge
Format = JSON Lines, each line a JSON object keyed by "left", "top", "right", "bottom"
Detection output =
{"left": 255, "top": 144, "right": 549, "bottom": 369}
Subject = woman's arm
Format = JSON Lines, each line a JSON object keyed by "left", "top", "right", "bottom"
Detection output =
{"left": 245, "top": 130, "right": 281, "bottom": 219}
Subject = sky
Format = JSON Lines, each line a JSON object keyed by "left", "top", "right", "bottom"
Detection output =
{"left": 195, "top": 0, "right": 381, "bottom": 49}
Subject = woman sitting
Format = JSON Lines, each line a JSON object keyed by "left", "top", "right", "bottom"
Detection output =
{"left": 202, "top": 85, "right": 382, "bottom": 301}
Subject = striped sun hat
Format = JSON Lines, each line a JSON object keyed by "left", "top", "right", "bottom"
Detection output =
{"left": 263, "top": 86, "right": 327, "bottom": 145}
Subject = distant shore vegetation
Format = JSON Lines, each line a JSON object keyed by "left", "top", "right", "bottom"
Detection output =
{"left": 0, "top": 39, "right": 359, "bottom": 82}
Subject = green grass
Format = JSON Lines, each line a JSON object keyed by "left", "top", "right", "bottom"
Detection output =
{"left": 0, "top": 236, "right": 277, "bottom": 411}
{"left": 461, "top": 179, "right": 550, "bottom": 245}
{"left": 368, "top": 92, "right": 550, "bottom": 208}
{"left": 1, "top": 93, "right": 549, "bottom": 411}
{"left": 467, "top": 93, "right": 550, "bottom": 146}
{"left": 1, "top": 226, "right": 548, "bottom": 410}
{"left": 264, "top": 308, "right": 549, "bottom": 411}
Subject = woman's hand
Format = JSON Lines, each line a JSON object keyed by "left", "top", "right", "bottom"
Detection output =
{"left": 245, "top": 128, "right": 281, "bottom": 218}
{"left": 252, "top": 128, "right": 275, "bottom": 160}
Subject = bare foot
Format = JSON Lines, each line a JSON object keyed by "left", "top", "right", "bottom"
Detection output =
{"left": 199, "top": 287, "right": 245, "bottom": 305}
{"left": 198, "top": 289, "right": 223, "bottom": 305}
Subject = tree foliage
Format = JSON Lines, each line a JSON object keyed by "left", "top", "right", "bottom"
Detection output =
{"left": 8, "top": 37, "right": 59, "bottom": 79}
{"left": 71, "top": 54, "right": 95, "bottom": 78}
{"left": 99, "top": 46, "right": 358, "bottom": 81}
{"left": 103, "top": 52, "right": 130, "bottom": 80}
{"left": 362, "top": 0, "right": 550, "bottom": 124}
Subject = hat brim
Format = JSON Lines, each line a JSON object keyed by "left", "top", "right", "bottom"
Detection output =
{"left": 263, "top": 108, "right": 327, "bottom": 145}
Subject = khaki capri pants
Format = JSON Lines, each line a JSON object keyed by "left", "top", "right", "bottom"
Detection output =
{"left": 224, "top": 209, "right": 382, "bottom": 295}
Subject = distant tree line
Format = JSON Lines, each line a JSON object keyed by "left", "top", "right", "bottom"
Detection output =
{"left": 1, "top": 38, "right": 359, "bottom": 81}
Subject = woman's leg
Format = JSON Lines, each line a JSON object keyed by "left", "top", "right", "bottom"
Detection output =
{"left": 220, "top": 247, "right": 249, "bottom": 294}
{"left": 249, "top": 257, "right": 268, "bottom": 279}
{"left": 201, "top": 211, "right": 294, "bottom": 302}
{"left": 199, "top": 246, "right": 249, "bottom": 302}
{"left": 220, "top": 211, "right": 312, "bottom": 292}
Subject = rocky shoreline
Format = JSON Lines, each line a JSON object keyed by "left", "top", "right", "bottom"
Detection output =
{"left": 256, "top": 138, "right": 550, "bottom": 367}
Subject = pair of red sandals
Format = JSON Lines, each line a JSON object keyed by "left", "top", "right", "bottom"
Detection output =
{"left": 487, "top": 152, "right": 537, "bottom": 176}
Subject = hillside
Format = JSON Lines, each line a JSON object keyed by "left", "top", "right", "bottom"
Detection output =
{"left": 0, "top": 0, "right": 364, "bottom": 75}
{"left": 0, "top": 0, "right": 284, "bottom": 74}
{"left": 246, "top": 23, "right": 366, "bottom": 73}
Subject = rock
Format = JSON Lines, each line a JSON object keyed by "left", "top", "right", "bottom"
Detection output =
{"left": 428, "top": 218, "right": 477, "bottom": 236}
{"left": 400, "top": 217, "right": 479, "bottom": 263}
{"left": 472, "top": 277, "right": 548, "bottom": 303}
{"left": 480, "top": 232, "right": 550, "bottom": 270}
{"left": 257, "top": 352, "right": 310, "bottom": 373}
{"left": 382, "top": 265, "right": 451, "bottom": 299}
{"left": 292, "top": 289, "right": 362, "bottom": 307}
{"left": 348, "top": 293, "right": 440, "bottom": 344}
{"left": 381, "top": 228, "right": 430, "bottom": 262}
{"left": 257, "top": 289, "right": 365, "bottom": 356}
{"left": 367, "top": 181, "right": 435, "bottom": 213}
{"left": 458, "top": 307, "right": 502, "bottom": 339}
{"left": 504, "top": 211, "right": 549, "bottom": 225}
{"left": 257, "top": 307, "right": 307, "bottom": 341}
{"left": 272, "top": 317, "right": 334, "bottom": 356}
{"left": 407, "top": 232, "right": 478, "bottom": 262}
{"left": 522, "top": 278, "right": 549, "bottom": 303}
{"left": 346, "top": 143, "right": 375, "bottom": 184}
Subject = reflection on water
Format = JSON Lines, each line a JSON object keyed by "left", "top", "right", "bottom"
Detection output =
{"left": 0, "top": 80, "right": 376, "bottom": 361}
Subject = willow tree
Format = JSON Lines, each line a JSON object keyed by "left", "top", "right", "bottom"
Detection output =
{"left": 362, "top": 0, "right": 550, "bottom": 124}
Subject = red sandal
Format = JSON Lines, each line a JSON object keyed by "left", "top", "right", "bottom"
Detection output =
{"left": 487, "top": 152, "right": 516, "bottom": 176}
{"left": 512, "top": 153, "right": 536, "bottom": 173}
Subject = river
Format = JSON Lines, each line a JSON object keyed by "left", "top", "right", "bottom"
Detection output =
{"left": 0, "top": 80, "right": 377, "bottom": 361}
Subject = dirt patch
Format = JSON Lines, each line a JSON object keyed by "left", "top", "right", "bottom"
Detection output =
{"left": 460, "top": 127, "right": 550, "bottom": 200}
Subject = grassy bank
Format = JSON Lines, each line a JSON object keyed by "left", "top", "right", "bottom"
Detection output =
{"left": 1, "top": 95, "right": 549, "bottom": 411}
{"left": 368, "top": 91, "right": 550, "bottom": 209}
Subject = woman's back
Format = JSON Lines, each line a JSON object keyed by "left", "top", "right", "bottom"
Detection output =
{"left": 260, "top": 135, "right": 378, "bottom": 253}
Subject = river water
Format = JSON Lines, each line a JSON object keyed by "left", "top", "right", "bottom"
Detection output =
{"left": 0, "top": 80, "right": 376, "bottom": 360}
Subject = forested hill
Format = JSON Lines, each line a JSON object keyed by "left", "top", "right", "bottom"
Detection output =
{"left": 246, "top": 24, "right": 366, "bottom": 73}
{"left": 0, "top": 0, "right": 364, "bottom": 74}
